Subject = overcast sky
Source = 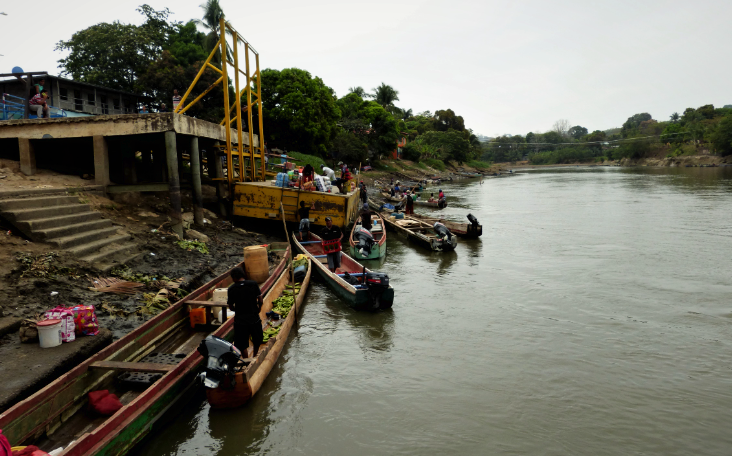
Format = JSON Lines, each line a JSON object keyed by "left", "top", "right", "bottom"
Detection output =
{"left": 2, "top": 0, "right": 730, "bottom": 136}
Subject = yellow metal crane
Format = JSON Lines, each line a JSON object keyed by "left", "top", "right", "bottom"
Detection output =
{"left": 175, "top": 16, "right": 266, "bottom": 183}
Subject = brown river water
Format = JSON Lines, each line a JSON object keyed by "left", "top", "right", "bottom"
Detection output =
{"left": 138, "top": 166, "right": 732, "bottom": 456}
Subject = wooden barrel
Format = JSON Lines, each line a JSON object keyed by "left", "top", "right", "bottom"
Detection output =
{"left": 243, "top": 246, "right": 269, "bottom": 283}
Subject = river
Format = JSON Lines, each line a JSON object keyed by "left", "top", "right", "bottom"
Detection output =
{"left": 138, "top": 166, "right": 732, "bottom": 456}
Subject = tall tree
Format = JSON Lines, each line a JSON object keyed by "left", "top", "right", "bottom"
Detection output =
{"left": 552, "top": 119, "right": 571, "bottom": 138}
{"left": 709, "top": 116, "right": 732, "bottom": 156}
{"left": 568, "top": 125, "right": 588, "bottom": 140}
{"left": 371, "top": 83, "right": 399, "bottom": 108}
{"left": 194, "top": 0, "right": 231, "bottom": 62}
{"left": 670, "top": 112, "right": 680, "bottom": 123}
{"left": 433, "top": 109, "right": 465, "bottom": 132}
{"left": 348, "top": 86, "right": 369, "bottom": 98}
{"left": 257, "top": 68, "right": 341, "bottom": 154}
{"left": 621, "top": 113, "right": 652, "bottom": 137}
{"left": 55, "top": 5, "right": 173, "bottom": 93}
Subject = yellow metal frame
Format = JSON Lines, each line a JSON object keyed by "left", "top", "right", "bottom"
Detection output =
{"left": 175, "top": 17, "right": 266, "bottom": 183}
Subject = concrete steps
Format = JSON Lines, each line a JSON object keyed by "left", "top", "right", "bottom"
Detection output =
{"left": 0, "top": 190, "right": 140, "bottom": 270}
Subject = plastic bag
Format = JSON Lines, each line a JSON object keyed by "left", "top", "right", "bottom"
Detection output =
{"left": 88, "top": 390, "right": 123, "bottom": 416}
{"left": 43, "top": 307, "right": 75, "bottom": 343}
{"left": 70, "top": 305, "right": 99, "bottom": 336}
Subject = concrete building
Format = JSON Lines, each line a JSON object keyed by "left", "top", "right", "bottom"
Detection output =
{"left": 1, "top": 72, "right": 147, "bottom": 118}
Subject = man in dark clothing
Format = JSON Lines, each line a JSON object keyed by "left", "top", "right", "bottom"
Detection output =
{"left": 405, "top": 191, "right": 414, "bottom": 215}
{"left": 321, "top": 217, "right": 343, "bottom": 272}
{"left": 227, "top": 267, "right": 263, "bottom": 358}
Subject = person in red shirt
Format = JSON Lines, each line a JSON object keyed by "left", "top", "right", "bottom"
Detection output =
{"left": 29, "top": 91, "right": 49, "bottom": 119}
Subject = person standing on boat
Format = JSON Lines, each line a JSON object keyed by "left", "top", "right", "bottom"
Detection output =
{"left": 227, "top": 267, "right": 264, "bottom": 358}
{"left": 439, "top": 189, "right": 445, "bottom": 199}
{"left": 321, "top": 217, "right": 343, "bottom": 272}
{"left": 359, "top": 181, "right": 368, "bottom": 209}
{"left": 297, "top": 201, "right": 315, "bottom": 241}
{"left": 405, "top": 191, "right": 414, "bottom": 215}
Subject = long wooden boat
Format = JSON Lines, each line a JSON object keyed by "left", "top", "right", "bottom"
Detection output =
{"left": 293, "top": 233, "right": 394, "bottom": 310}
{"left": 206, "top": 254, "right": 312, "bottom": 408}
{"left": 413, "top": 198, "right": 447, "bottom": 209}
{"left": 380, "top": 191, "right": 405, "bottom": 203}
{"left": 0, "top": 243, "right": 291, "bottom": 456}
{"left": 456, "top": 171, "right": 483, "bottom": 178}
{"left": 348, "top": 212, "right": 387, "bottom": 260}
{"left": 407, "top": 214, "right": 482, "bottom": 238}
{"left": 369, "top": 199, "right": 457, "bottom": 252}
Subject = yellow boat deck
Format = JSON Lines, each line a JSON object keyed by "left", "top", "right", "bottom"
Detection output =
{"left": 232, "top": 181, "right": 361, "bottom": 228}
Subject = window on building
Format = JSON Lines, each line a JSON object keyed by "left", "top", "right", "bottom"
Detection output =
{"left": 100, "top": 95, "right": 109, "bottom": 115}
{"left": 74, "top": 90, "right": 82, "bottom": 111}
{"left": 59, "top": 88, "right": 68, "bottom": 101}
{"left": 113, "top": 98, "right": 120, "bottom": 111}
{"left": 87, "top": 93, "right": 95, "bottom": 106}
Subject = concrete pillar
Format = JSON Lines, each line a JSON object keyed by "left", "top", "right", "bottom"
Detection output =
{"left": 18, "top": 138, "right": 36, "bottom": 176}
{"left": 212, "top": 141, "right": 228, "bottom": 217}
{"left": 165, "top": 131, "right": 184, "bottom": 239}
{"left": 93, "top": 135, "right": 110, "bottom": 186}
{"left": 190, "top": 137, "right": 204, "bottom": 227}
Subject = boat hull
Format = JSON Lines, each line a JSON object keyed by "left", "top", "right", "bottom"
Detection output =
{"left": 206, "top": 255, "right": 312, "bottom": 409}
{"left": 0, "top": 244, "right": 292, "bottom": 456}
{"left": 349, "top": 243, "right": 386, "bottom": 260}
{"left": 294, "top": 234, "right": 394, "bottom": 311}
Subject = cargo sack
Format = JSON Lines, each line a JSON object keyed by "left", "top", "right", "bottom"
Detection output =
{"left": 0, "top": 429, "right": 11, "bottom": 456}
{"left": 19, "top": 319, "right": 38, "bottom": 344}
{"left": 88, "top": 390, "right": 123, "bottom": 416}
{"left": 71, "top": 305, "right": 99, "bottom": 336}
{"left": 43, "top": 307, "right": 75, "bottom": 342}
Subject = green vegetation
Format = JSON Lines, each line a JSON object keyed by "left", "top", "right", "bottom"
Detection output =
{"left": 286, "top": 151, "right": 327, "bottom": 169}
{"left": 467, "top": 160, "right": 492, "bottom": 169}
{"left": 57, "top": 4, "right": 732, "bottom": 167}
{"left": 176, "top": 240, "right": 209, "bottom": 254}
{"left": 423, "top": 158, "right": 446, "bottom": 171}
{"left": 480, "top": 104, "right": 732, "bottom": 165}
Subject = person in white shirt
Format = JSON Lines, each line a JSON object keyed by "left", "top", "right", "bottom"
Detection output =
{"left": 320, "top": 164, "right": 336, "bottom": 181}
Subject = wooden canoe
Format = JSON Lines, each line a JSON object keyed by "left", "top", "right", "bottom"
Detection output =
{"left": 348, "top": 212, "right": 387, "bottom": 260}
{"left": 407, "top": 214, "right": 482, "bottom": 238}
{"left": 0, "top": 243, "right": 291, "bottom": 456}
{"left": 206, "top": 254, "right": 311, "bottom": 408}
{"left": 369, "top": 199, "right": 457, "bottom": 252}
{"left": 380, "top": 192, "right": 405, "bottom": 203}
{"left": 293, "top": 233, "right": 394, "bottom": 311}
{"left": 413, "top": 198, "right": 447, "bottom": 209}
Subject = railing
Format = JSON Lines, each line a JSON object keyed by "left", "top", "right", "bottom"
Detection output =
{"left": 1, "top": 93, "right": 68, "bottom": 120}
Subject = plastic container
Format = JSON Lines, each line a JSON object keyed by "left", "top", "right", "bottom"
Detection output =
{"left": 294, "top": 264, "right": 307, "bottom": 283}
{"left": 243, "top": 245, "right": 269, "bottom": 283}
{"left": 37, "top": 319, "right": 62, "bottom": 348}
{"left": 189, "top": 308, "right": 206, "bottom": 328}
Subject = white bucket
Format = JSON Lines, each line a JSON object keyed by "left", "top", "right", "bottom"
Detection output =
{"left": 37, "top": 319, "right": 63, "bottom": 348}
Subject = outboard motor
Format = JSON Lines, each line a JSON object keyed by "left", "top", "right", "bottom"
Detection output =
{"left": 433, "top": 222, "right": 453, "bottom": 241}
{"left": 353, "top": 226, "right": 375, "bottom": 257}
{"left": 365, "top": 271, "right": 391, "bottom": 309}
{"left": 197, "top": 335, "right": 245, "bottom": 389}
{"left": 438, "top": 196, "right": 448, "bottom": 208}
{"left": 467, "top": 213, "right": 479, "bottom": 226}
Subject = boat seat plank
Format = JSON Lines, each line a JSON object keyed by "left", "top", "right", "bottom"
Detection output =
{"left": 89, "top": 361, "right": 177, "bottom": 373}
{"left": 187, "top": 300, "right": 225, "bottom": 307}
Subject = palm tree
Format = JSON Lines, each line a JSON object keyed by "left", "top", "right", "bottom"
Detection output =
{"left": 348, "top": 86, "right": 370, "bottom": 98}
{"left": 195, "top": 0, "right": 231, "bottom": 63}
{"left": 371, "top": 83, "right": 399, "bottom": 108}
{"left": 670, "top": 112, "right": 680, "bottom": 123}
{"left": 402, "top": 108, "right": 413, "bottom": 121}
